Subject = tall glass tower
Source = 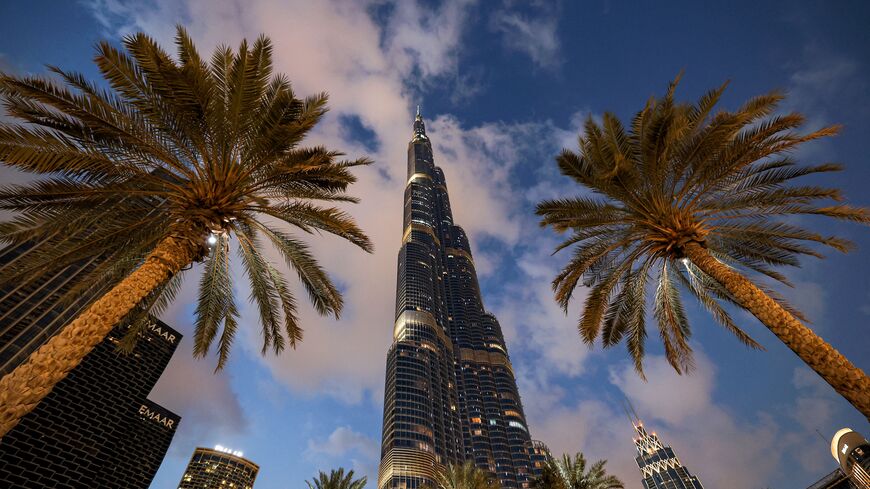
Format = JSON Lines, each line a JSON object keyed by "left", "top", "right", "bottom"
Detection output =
{"left": 378, "top": 109, "right": 536, "bottom": 489}
{"left": 630, "top": 416, "right": 704, "bottom": 489}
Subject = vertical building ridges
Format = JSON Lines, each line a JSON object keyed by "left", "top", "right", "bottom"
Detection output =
{"left": 378, "top": 110, "right": 537, "bottom": 489}
{"left": 625, "top": 403, "right": 704, "bottom": 489}
{"left": 178, "top": 446, "right": 259, "bottom": 489}
{"left": 0, "top": 242, "right": 181, "bottom": 488}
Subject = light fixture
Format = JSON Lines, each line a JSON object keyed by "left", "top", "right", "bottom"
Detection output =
{"left": 207, "top": 234, "right": 218, "bottom": 246}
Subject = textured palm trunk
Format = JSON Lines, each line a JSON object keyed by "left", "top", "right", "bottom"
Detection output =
{"left": 0, "top": 234, "right": 202, "bottom": 438}
{"left": 684, "top": 242, "right": 870, "bottom": 420}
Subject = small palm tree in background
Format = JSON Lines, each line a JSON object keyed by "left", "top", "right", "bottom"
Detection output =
{"left": 306, "top": 468, "right": 367, "bottom": 489}
{"left": 536, "top": 75, "right": 870, "bottom": 418}
{"left": 431, "top": 461, "right": 500, "bottom": 489}
{"left": 534, "top": 453, "right": 623, "bottom": 489}
{"left": 0, "top": 27, "right": 373, "bottom": 436}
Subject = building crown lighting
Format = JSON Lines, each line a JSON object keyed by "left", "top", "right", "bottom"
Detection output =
{"left": 214, "top": 445, "right": 244, "bottom": 457}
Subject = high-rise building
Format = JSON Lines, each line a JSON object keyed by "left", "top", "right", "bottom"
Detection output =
{"left": 527, "top": 440, "right": 551, "bottom": 474}
{"left": 178, "top": 446, "right": 259, "bottom": 489}
{"left": 0, "top": 318, "right": 181, "bottom": 488}
{"left": 829, "top": 428, "right": 870, "bottom": 488}
{"left": 629, "top": 415, "right": 704, "bottom": 489}
{"left": 0, "top": 242, "right": 112, "bottom": 377}
{"left": 0, "top": 242, "right": 181, "bottom": 488}
{"left": 378, "top": 109, "right": 537, "bottom": 489}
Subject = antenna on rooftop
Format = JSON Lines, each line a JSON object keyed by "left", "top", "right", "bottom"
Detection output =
{"left": 621, "top": 396, "right": 640, "bottom": 426}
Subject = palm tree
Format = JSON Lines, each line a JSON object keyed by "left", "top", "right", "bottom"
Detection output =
{"left": 306, "top": 468, "right": 367, "bottom": 489}
{"left": 536, "top": 75, "right": 870, "bottom": 418}
{"left": 0, "top": 27, "right": 373, "bottom": 437}
{"left": 534, "top": 453, "right": 623, "bottom": 489}
{"left": 431, "top": 461, "right": 500, "bottom": 489}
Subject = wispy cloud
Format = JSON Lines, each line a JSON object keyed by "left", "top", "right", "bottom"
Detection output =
{"left": 306, "top": 426, "right": 380, "bottom": 479}
{"left": 490, "top": 7, "right": 561, "bottom": 70}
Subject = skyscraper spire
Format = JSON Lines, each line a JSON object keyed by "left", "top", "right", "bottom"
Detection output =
{"left": 630, "top": 411, "right": 705, "bottom": 489}
{"left": 413, "top": 105, "right": 427, "bottom": 140}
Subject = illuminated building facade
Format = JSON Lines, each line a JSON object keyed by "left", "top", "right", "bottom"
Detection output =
{"left": 178, "top": 446, "right": 259, "bottom": 489}
{"left": 527, "top": 440, "right": 551, "bottom": 474}
{"left": 0, "top": 318, "right": 181, "bottom": 488}
{"left": 378, "top": 109, "right": 537, "bottom": 489}
{"left": 630, "top": 416, "right": 704, "bottom": 489}
{"left": 828, "top": 428, "right": 870, "bottom": 488}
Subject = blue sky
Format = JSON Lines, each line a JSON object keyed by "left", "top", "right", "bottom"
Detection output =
{"left": 1, "top": 1, "right": 869, "bottom": 488}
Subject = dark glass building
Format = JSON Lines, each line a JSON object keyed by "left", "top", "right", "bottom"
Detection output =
{"left": 0, "top": 242, "right": 111, "bottom": 377}
{"left": 0, "top": 243, "right": 181, "bottom": 488}
{"left": 0, "top": 318, "right": 181, "bottom": 488}
{"left": 378, "top": 110, "right": 537, "bottom": 489}
{"left": 631, "top": 417, "right": 704, "bottom": 489}
{"left": 527, "top": 440, "right": 551, "bottom": 474}
{"left": 178, "top": 446, "right": 259, "bottom": 489}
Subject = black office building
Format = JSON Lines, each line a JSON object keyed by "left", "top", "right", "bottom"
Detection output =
{"left": 0, "top": 243, "right": 181, "bottom": 488}
{"left": 0, "top": 318, "right": 180, "bottom": 487}
{"left": 378, "top": 109, "right": 539, "bottom": 489}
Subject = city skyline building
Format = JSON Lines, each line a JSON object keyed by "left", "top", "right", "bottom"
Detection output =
{"left": 0, "top": 242, "right": 181, "bottom": 488}
{"left": 0, "top": 241, "right": 112, "bottom": 377}
{"left": 177, "top": 446, "right": 259, "bottom": 489}
{"left": 830, "top": 428, "right": 870, "bottom": 488}
{"left": 627, "top": 408, "right": 705, "bottom": 489}
{"left": 0, "top": 318, "right": 181, "bottom": 488}
{"left": 378, "top": 109, "right": 537, "bottom": 489}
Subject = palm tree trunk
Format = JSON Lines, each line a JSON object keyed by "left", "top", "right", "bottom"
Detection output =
{"left": 0, "top": 233, "right": 202, "bottom": 438}
{"left": 684, "top": 241, "right": 870, "bottom": 420}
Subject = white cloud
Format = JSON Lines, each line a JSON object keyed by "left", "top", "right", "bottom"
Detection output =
{"left": 307, "top": 426, "right": 380, "bottom": 481}
{"left": 307, "top": 426, "right": 379, "bottom": 459}
{"left": 490, "top": 9, "right": 561, "bottom": 70}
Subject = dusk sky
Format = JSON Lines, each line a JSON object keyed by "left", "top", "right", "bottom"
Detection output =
{"left": 1, "top": 1, "right": 869, "bottom": 488}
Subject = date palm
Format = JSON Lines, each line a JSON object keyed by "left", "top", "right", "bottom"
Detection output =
{"left": 0, "top": 27, "right": 372, "bottom": 437}
{"left": 431, "top": 461, "right": 500, "bottom": 489}
{"left": 534, "top": 453, "right": 623, "bottom": 489}
{"left": 306, "top": 468, "right": 367, "bottom": 489}
{"left": 537, "top": 75, "right": 870, "bottom": 418}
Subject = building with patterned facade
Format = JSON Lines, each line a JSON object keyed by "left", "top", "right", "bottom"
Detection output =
{"left": 178, "top": 446, "right": 259, "bottom": 489}
{"left": 828, "top": 428, "right": 870, "bottom": 489}
{"left": 0, "top": 243, "right": 180, "bottom": 488}
{"left": 527, "top": 440, "right": 551, "bottom": 474}
{"left": 378, "top": 109, "right": 538, "bottom": 489}
{"left": 630, "top": 415, "right": 704, "bottom": 489}
{"left": 0, "top": 318, "right": 181, "bottom": 488}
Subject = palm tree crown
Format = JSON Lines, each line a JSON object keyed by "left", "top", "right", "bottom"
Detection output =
{"left": 537, "top": 75, "right": 870, "bottom": 417}
{"left": 535, "top": 453, "right": 623, "bottom": 489}
{"left": 0, "top": 27, "right": 372, "bottom": 435}
{"left": 431, "top": 462, "right": 500, "bottom": 489}
{"left": 306, "top": 468, "right": 367, "bottom": 489}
